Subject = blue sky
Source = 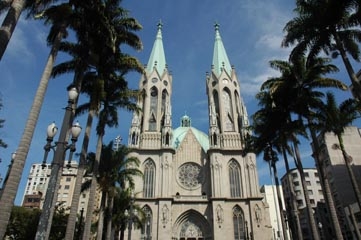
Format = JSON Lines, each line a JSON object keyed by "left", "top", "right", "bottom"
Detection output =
{"left": 0, "top": 0, "right": 358, "bottom": 205}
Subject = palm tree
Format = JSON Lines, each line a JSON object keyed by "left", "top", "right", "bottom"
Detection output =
{"left": 252, "top": 91, "right": 304, "bottom": 240}
{"left": 57, "top": 1, "right": 143, "bottom": 238}
{"left": 0, "top": 0, "right": 26, "bottom": 60}
{"left": 95, "top": 141, "right": 142, "bottom": 240}
{"left": 315, "top": 92, "right": 361, "bottom": 211}
{"left": 0, "top": 3, "right": 76, "bottom": 238}
{"left": 260, "top": 55, "right": 348, "bottom": 240}
{"left": 282, "top": 0, "right": 361, "bottom": 100}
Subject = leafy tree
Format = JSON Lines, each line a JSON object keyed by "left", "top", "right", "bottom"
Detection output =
{"left": 4, "top": 204, "right": 68, "bottom": 240}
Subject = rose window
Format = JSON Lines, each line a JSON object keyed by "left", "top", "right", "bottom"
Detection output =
{"left": 178, "top": 163, "right": 202, "bottom": 188}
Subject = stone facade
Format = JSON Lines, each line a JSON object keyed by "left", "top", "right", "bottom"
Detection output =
{"left": 126, "top": 23, "right": 272, "bottom": 240}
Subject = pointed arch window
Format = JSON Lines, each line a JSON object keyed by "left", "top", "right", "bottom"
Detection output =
{"left": 141, "top": 206, "right": 153, "bottom": 240}
{"left": 143, "top": 160, "right": 155, "bottom": 198}
{"left": 233, "top": 206, "right": 245, "bottom": 240}
{"left": 229, "top": 160, "right": 241, "bottom": 197}
{"left": 149, "top": 87, "right": 158, "bottom": 131}
{"left": 223, "top": 88, "right": 234, "bottom": 131}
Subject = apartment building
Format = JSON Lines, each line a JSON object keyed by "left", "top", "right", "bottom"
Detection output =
{"left": 281, "top": 168, "right": 325, "bottom": 240}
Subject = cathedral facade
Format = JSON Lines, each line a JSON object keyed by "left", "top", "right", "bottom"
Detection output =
{"left": 127, "top": 23, "right": 272, "bottom": 240}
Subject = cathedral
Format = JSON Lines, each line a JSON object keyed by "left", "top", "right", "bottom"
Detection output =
{"left": 126, "top": 23, "right": 272, "bottom": 240}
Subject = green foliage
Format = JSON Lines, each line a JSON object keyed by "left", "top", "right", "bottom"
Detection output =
{"left": 5, "top": 206, "right": 41, "bottom": 240}
{"left": 5, "top": 205, "right": 69, "bottom": 240}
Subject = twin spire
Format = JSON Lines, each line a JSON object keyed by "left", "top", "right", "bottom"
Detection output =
{"left": 146, "top": 21, "right": 167, "bottom": 74}
{"left": 146, "top": 22, "right": 232, "bottom": 77}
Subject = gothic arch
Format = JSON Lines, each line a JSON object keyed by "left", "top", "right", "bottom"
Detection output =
{"left": 141, "top": 205, "right": 153, "bottom": 239}
{"left": 228, "top": 159, "right": 242, "bottom": 197}
{"left": 172, "top": 209, "right": 212, "bottom": 240}
{"left": 232, "top": 205, "right": 246, "bottom": 240}
{"left": 149, "top": 86, "right": 158, "bottom": 131}
{"left": 143, "top": 159, "right": 156, "bottom": 198}
{"left": 212, "top": 90, "right": 221, "bottom": 131}
{"left": 222, "top": 87, "right": 234, "bottom": 131}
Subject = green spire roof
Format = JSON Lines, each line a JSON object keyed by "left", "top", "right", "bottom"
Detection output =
{"left": 146, "top": 21, "right": 167, "bottom": 74}
{"left": 212, "top": 23, "right": 232, "bottom": 76}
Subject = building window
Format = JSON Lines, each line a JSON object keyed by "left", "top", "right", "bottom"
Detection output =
{"left": 297, "top": 200, "right": 303, "bottom": 206}
{"left": 143, "top": 160, "right": 155, "bottom": 198}
{"left": 308, "top": 190, "right": 313, "bottom": 195}
{"left": 292, "top": 172, "right": 298, "bottom": 179}
{"left": 306, "top": 181, "right": 311, "bottom": 186}
{"left": 229, "top": 160, "right": 241, "bottom": 197}
{"left": 316, "top": 181, "right": 320, "bottom": 185}
{"left": 310, "top": 199, "right": 315, "bottom": 205}
{"left": 314, "top": 172, "right": 319, "bottom": 177}
{"left": 295, "top": 190, "right": 301, "bottom": 196}
{"left": 304, "top": 172, "right": 309, "bottom": 177}
{"left": 233, "top": 206, "right": 245, "bottom": 240}
{"left": 294, "top": 181, "right": 300, "bottom": 186}
{"left": 66, "top": 177, "right": 71, "bottom": 182}
{"left": 64, "top": 185, "right": 70, "bottom": 190}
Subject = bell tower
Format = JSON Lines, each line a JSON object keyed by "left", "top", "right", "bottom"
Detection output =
{"left": 207, "top": 23, "right": 250, "bottom": 150}
{"left": 128, "top": 22, "right": 173, "bottom": 149}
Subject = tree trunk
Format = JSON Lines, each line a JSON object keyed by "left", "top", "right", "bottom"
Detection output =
{"left": 0, "top": 29, "right": 62, "bottom": 239}
{"left": 97, "top": 191, "right": 107, "bottom": 240}
{"left": 83, "top": 133, "right": 103, "bottom": 240}
{"left": 106, "top": 196, "right": 114, "bottom": 240}
{"left": 0, "top": 0, "right": 25, "bottom": 60}
{"left": 271, "top": 160, "right": 289, "bottom": 240}
{"left": 309, "top": 125, "right": 344, "bottom": 239}
{"left": 65, "top": 110, "right": 94, "bottom": 239}
{"left": 282, "top": 147, "right": 303, "bottom": 240}
{"left": 293, "top": 139, "right": 320, "bottom": 240}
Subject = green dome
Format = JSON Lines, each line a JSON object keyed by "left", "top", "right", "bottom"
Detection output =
{"left": 172, "top": 126, "right": 210, "bottom": 152}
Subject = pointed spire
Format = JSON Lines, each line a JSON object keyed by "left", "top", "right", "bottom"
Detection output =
{"left": 146, "top": 20, "right": 167, "bottom": 75}
{"left": 212, "top": 23, "right": 232, "bottom": 76}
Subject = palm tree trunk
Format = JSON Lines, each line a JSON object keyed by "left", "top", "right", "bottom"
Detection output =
{"left": 97, "top": 191, "right": 107, "bottom": 240}
{"left": 0, "top": 0, "right": 25, "bottom": 60}
{"left": 271, "top": 160, "right": 289, "bottom": 240}
{"left": 106, "top": 196, "right": 114, "bottom": 240}
{"left": 293, "top": 139, "right": 320, "bottom": 240}
{"left": 308, "top": 125, "right": 344, "bottom": 239}
{"left": 0, "top": 29, "right": 62, "bottom": 239}
{"left": 83, "top": 133, "right": 103, "bottom": 240}
{"left": 333, "top": 32, "right": 361, "bottom": 101}
{"left": 282, "top": 147, "right": 303, "bottom": 240}
{"left": 337, "top": 135, "right": 361, "bottom": 211}
{"left": 65, "top": 110, "right": 94, "bottom": 239}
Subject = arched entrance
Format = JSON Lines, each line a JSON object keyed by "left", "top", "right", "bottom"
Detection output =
{"left": 172, "top": 209, "right": 212, "bottom": 240}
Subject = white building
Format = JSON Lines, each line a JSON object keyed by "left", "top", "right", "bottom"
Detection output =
{"left": 125, "top": 23, "right": 272, "bottom": 240}
{"left": 261, "top": 185, "right": 291, "bottom": 240}
{"left": 22, "top": 161, "right": 89, "bottom": 213}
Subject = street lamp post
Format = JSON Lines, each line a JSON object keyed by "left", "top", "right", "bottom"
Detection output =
{"left": 35, "top": 87, "right": 82, "bottom": 240}
{"left": 125, "top": 191, "right": 137, "bottom": 240}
